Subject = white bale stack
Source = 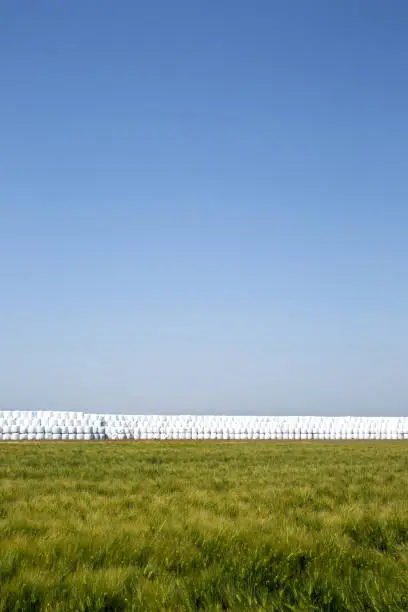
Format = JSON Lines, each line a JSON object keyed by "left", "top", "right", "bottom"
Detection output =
{"left": 0, "top": 412, "right": 407, "bottom": 441}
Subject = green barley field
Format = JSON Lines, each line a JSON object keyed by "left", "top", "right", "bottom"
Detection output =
{"left": 1, "top": 441, "right": 408, "bottom": 611}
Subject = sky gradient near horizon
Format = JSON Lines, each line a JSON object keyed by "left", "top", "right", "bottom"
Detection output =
{"left": 1, "top": 1, "right": 407, "bottom": 415}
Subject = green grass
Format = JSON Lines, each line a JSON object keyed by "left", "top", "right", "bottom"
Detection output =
{"left": 1, "top": 441, "right": 408, "bottom": 611}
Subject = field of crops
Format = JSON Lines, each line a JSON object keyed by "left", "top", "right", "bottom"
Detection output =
{"left": 1, "top": 441, "right": 408, "bottom": 611}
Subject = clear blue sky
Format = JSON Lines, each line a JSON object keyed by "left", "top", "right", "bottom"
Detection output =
{"left": 1, "top": 1, "right": 407, "bottom": 415}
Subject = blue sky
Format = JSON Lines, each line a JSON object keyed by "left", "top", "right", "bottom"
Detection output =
{"left": 1, "top": 0, "right": 407, "bottom": 415}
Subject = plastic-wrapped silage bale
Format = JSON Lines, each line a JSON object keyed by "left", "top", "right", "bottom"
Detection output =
{"left": 10, "top": 422, "right": 18, "bottom": 434}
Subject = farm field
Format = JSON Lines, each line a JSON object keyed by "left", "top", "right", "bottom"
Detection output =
{"left": 1, "top": 441, "right": 408, "bottom": 611}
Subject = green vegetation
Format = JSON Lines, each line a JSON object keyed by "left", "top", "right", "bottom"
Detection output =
{"left": 1, "top": 441, "right": 408, "bottom": 611}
